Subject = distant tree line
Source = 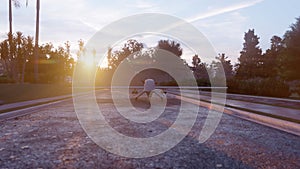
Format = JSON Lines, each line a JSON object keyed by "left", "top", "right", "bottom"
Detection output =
{"left": 0, "top": 32, "right": 74, "bottom": 83}
{"left": 97, "top": 17, "right": 300, "bottom": 98}
{"left": 230, "top": 17, "right": 300, "bottom": 97}
{"left": 190, "top": 17, "right": 300, "bottom": 97}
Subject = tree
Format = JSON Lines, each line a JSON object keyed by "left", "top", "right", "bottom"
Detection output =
{"left": 213, "top": 53, "right": 233, "bottom": 80}
{"left": 157, "top": 40, "right": 182, "bottom": 57}
{"left": 0, "top": 40, "right": 10, "bottom": 76}
{"left": 64, "top": 41, "right": 74, "bottom": 78}
{"left": 280, "top": 17, "right": 300, "bottom": 80}
{"left": 8, "top": 0, "right": 20, "bottom": 49}
{"left": 34, "top": 0, "right": 40, "bottom": 82}
{"left": 190, "top": 54, "right": 210, "bottom": 86}
{"left": 20, "top": 0, "right": 40, "bottom": 82}
{"left": 76, "top": 39, "right": 85, "bottom": 59}
{"left": 0, "top": 31, "right": 34, "bottom": 83}
{"left": 236, "top": 29, "right": 263, "bottom": 79}
{"left": 7, "top": 0, "right": 20, "bottom": 81}
{"left": 15, "top": 31, "right": 24, "bottom": 82}
{"left": 21, "top": 36, "right": 33, "bottom": 83}
{"left": 0, "top": 30, "right": 75, "bottom": 84}
{"left": 34, "top": 42, "right": 74, "bottom": 83}
{"left": 108, "top": 39, "right": 143, "bottom": 70}
{"left": 192, "top": 54, "right": 201, "bottom": 68}
{"left": 263, "top": 35, "right": 284, "bottom": 78}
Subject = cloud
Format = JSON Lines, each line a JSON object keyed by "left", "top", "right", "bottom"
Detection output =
{"left": 150, "top": 0, "right": 264, "bottom": 64}
{"left": 134, "top": 0, "right": 156, "bottom": 9}
{"left": 147, "top": 0, "right": 263, "bottom": 40}
{"left": 79, "top": 19, "right": 99, "bottom": 31}
{"left": 193, "top": 12, "right": 248, "bottom": 64}
{"left": 187, "top": 0, "right": 264, "bottom": 22}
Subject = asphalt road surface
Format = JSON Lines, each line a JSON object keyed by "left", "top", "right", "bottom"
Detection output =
{"left": 0, "top": 90, "right": 299, "bottom": 168}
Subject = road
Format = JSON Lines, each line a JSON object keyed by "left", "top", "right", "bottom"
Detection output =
{"left": 0, "top": 89, "right": 299, "bottom": 168}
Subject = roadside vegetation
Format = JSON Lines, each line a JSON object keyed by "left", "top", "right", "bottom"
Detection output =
{"left": 0, "top": 83, "right": 71, "bottom": 104}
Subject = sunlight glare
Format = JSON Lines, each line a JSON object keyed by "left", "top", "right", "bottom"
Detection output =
{"left": 83, "top": 55, "right": 96, "bottom": 68}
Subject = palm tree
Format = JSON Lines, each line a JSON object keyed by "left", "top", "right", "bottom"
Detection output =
{"left": 8, "top": 0, "right": 20, "bottom": 38}
{"left": 0, "top": 40, "right": 10, "bottom": 76}
{"left": 24, "top": 0, "right": 40, "bottom": 82}
{"left": 21, "top": 36, "right": 33, "bottom": 83}
{"left": 8, "top": 0, "right": 20, "bottom": 81}
{"left": 15, "top": 31, "right": 23, "bottom": 82}
{"left": 33, "top": 0, "right": 40, "bottom": 82}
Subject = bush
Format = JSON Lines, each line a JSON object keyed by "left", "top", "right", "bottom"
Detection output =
{"left": 0, "top": 76, "right": 14, "bottom": 83}
{"left": 196, "top": 78, "right": 211, "bottom": 87}
{"left": 159, "top": 80, "right": 178, "bottom": 86}
{"left": 228, "top": 78, "right": 290, "bottom": 98}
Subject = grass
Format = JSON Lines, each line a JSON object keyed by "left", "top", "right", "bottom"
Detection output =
{"left": 0, "top": 83, "right": 72, "bottom": 105}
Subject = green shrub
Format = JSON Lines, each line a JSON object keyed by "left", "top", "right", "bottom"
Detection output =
{"left": 228, "top": 78, "right": 290, "bottom": 98}
{"left": 0, "top": 76, "right": 14, "bottom": 83}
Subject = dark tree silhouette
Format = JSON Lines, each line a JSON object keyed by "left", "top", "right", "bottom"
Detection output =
{"left": 236, "top": 29, "right": 263, "bottom": 79}
{"left": 191, "top": 54, "right": 210, "bottom": 85}
{"left": 213, "top": 53, "right": 234, "bottom": 80}
{"left": 76, "top": 39, "right": 85, "bottom": 58}
{"left": 108, "top": 39, "right": 143, "bottom": 70}
{"left": 0, "top": 31, "right": 74, "bottom": 83}
{"left": 0, "top": 40, "right": 10, "bottom": 76}
{"left": 192, "top": 54, "right": 201, "bottom": 68}
{"left": 280, "top": 17, "right": 300, "bottom": 80}
{"left": 157, "top": 40, "right": 182, "bottom": 57}
{"left": 7, "top": 0, "right": 20, "bottom": 81}
{"left": 263, "top": 36, "right": 284, "bottom": 78}
{"left": 34, "top": 0, "right": 40, "bottom": 82}
{"left": 21, "top": 35, "right": 34, "bottom": 83}
{"left": 1, "top": 32, "right": 35, "bottom": 83}
{"left": 8, "top": 0, "right": 20, "bottom": 38}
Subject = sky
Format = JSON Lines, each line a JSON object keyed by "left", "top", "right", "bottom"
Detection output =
{"left": 0, "top": 0, "right": 299, "bottom": 65}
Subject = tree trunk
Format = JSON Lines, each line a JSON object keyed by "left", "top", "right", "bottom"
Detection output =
{"left": 9, "top": 0, "right": 12, "bottom": 35}
{"left": 8, "top": 0, "right": 14, "bottom": 81}
{"left": 21, "top": 59, "right": 26, "bottom": 83}
{"left": 3, "top": 59, "right": 11, "bottom": 78}
{"left": 8, "top": 57, "right": 19, "bottom": 83}
{"left": 34, "top": 0, "right": 40, "bottom": 83}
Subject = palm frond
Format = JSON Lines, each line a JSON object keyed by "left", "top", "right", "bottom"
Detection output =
{"left": 12, "top": 0, "right": 21, "bottom": 8}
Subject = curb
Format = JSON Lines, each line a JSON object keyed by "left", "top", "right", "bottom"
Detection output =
{"left": 0, "top": 94, "right": 73, "bottom": 114}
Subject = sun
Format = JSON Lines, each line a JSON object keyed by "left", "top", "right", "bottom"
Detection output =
{"left": 82, "top": 55, "right": 96, "bottom": 68}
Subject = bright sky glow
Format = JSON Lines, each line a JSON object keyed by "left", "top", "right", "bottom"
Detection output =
{"left": 0, "top": 0, "right": 299, "bottom": 64}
